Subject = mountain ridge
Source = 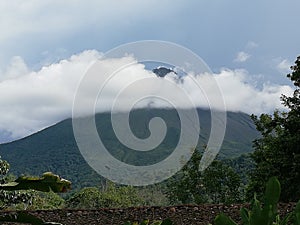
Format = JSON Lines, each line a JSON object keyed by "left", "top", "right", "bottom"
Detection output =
{"left": 0, "top": 108, "right": 259, "bottom": 189}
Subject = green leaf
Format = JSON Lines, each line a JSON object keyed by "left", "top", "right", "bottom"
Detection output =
{"left": 240, "top": 208, "right": 250, "bottom": 225}
{"left": 278, "top": 213, "right": 292, "bottom": 225}
{"left": 214, "top": 213, "right": 238, "bottom": 225}
{"left": 264, "top": 177, "right": 281, "bottom": 206}
{"left": 294, "top": 200, "right": 300, "bottom": 225}
{"left": 249, "top": 195, "right": 264, "bottom": 225}
{"left": 258, "top": 177, "right": 281, "bottom": 224}
{"left": 123, "top": 222, "right": 131, "bottom": 225}
{"left": 160, "top": 218, "right": 173, "bottom": 225}
{"left": 140, "top": 220, "right": 149, "bottom": 225}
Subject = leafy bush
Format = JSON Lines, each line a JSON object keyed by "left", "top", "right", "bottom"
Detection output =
{"left": 66, "top": 182, "right": 143, "bottom": 209}
{"left": 214, "top": 177, "right": 300, "bottom": 225}
{"left": 66, "top": 187, "right": 103, "bottom": 209}
{"left": 136, "top": 185, "right": 169, "bottom": 206}
{"left": 0, "top": 190, "right": 33, "bottom": 210}
{"left": 28, "top": 190, "right": 65, "bottom": 210}
{"left": 0, "top": 156, "right": 33, "bottom": 210}
{"left": 0, "top": 155, "right": 70, "bottom": 224}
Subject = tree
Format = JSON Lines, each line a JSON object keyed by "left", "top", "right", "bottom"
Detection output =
{"left": 202, "top": 160, "right": 242, "bottom": 203}
{"left": 166, "top": 150, "right": 242, "bottom": 204}
{"left": 166, "top": 150, "right": 206, "bottom": 204}
{"left": 247, "top": 56, "right": 300, "bottom": 202}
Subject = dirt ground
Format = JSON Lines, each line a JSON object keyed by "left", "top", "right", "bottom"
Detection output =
{"left": 0, "top": 203, "right": 296, "bottom": 225}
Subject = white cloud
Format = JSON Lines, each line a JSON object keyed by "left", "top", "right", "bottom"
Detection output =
{"left": 234, "top": 51, "right": 251, "bottom": 62}
{"left": 213, "top": 70, "right": 293, "bottom": 114}
{"left": 0, "top": 50, "right": 101, "bottom": 140}
{"left": 0, "top": 56, "right": 29, "bottom": 81}
{"left": 246, "top": 41, "right": 258, "bottom": 49}
{"left": 0, "top": 50, "right": 294, "bottom": 142}
{"left": 277, "top": 59, "right": 292, "bottom": 74}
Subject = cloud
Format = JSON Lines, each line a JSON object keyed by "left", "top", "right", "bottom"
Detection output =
{"left": 0, "top": 50, "right": 101, "bottom": 140}
{"left": 0, "top": 56, "right": 29, "bottom": 81}
{"left": 276, "top": 59, "right": 292, "bottom": 74}
{"left": 234, "top": 51, "right": 251, "bottom": 62}
{"left": 246, "top": 41, "right": 258, "bottom": 49}
{"left": 0, "top": 50, "right": 294, "bottom": 142}
{"left": 213, "top": 69, "right": 293, "bottom": 114}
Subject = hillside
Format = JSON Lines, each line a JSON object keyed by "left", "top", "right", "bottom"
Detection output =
{"left": 0, "top": 108, "right": 259, "bottom": 189}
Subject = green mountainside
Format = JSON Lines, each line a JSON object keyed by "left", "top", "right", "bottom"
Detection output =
{"left": 0, "top": 108, "right": 259, "bottom": 189}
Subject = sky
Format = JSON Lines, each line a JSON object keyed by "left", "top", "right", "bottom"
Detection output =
{"left": 0, "top": 0, "right": 299, "bottom": 142}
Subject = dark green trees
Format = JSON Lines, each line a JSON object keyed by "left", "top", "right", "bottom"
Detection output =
{"left": 166, "top": 150, "right": 242, "bottom": 204}
{"left": 166, "top": 150, "right": 205, "bottom": 204}
{"left": 66, "top": 182, "right": 143, "bottom": 209}
{"left": 248, "top": 56, "right": 300, "bottom": 202}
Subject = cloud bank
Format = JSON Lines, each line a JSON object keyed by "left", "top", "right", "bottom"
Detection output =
{"left": 0, "top": 50, "right": 294, "bottom": 142}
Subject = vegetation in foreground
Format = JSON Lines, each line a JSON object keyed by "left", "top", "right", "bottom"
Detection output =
{"left": 214, "top": 177, "right": 300, "bottom": 225}
{"left": 0, "top": 166, "right": 70, "bottom": 224}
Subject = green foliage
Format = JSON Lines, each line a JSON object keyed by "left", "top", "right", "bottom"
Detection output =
{"left": 0, "top": 156, "right": 9, "bottom": 175}
{"left": 248, "top": 56, "right": 300, "bottom": 202}
{"left": 166, "top": 149, "right": 205, "bottom": 204}
{"left": 214, "top": 213, "right": 237, "bottom": 225}
{"left": 136, "top": 185, "right": 169, "bottom": 206}
{"left": 214, "top": 177, "right": 300, "bottom": 225}
{"left": 66, "top": 182, "right": 143, "bottom": 209}
{"left": 28, "top": 190, "right": 65, "bottom": 210}
{"left": 1, "top": 190, "right": 65, "bottom": 211}
{"left": 0, "top": 211, "right": 46, "bottom": 225}
{"left": 224, "top": 153, "right": 254, "bottom": 184}
{"left": 100, "top": 182, "right": 143, "bottom": 208}
{"left": 166, "top": 150, "right": 242, "bottom": 204}
{"left": 123, "top": 218, "right": 173, "bottom": 225}
{"left": 243, "top": 177, "right": 280, "bottom": 225}
{"left": 0, "top": 190, "right": 33, "bottom": 210}
{"left": 0, "top": 155, "right": 69, "bottom": 224}
{"left": 295, "top": 201, "right": 300, "bottom": 225}
{"left": 65, "top": 187, "right": 103, "bottom": 209}
{"left": 0, "top": 156, "right": 34, "bottom": 210}
{"left": 202, "top": 160, "right": 242, "bottom": 203}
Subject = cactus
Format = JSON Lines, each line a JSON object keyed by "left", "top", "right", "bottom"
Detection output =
{"left": 215, "top": 177, "right": 300, "bottom": 225}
